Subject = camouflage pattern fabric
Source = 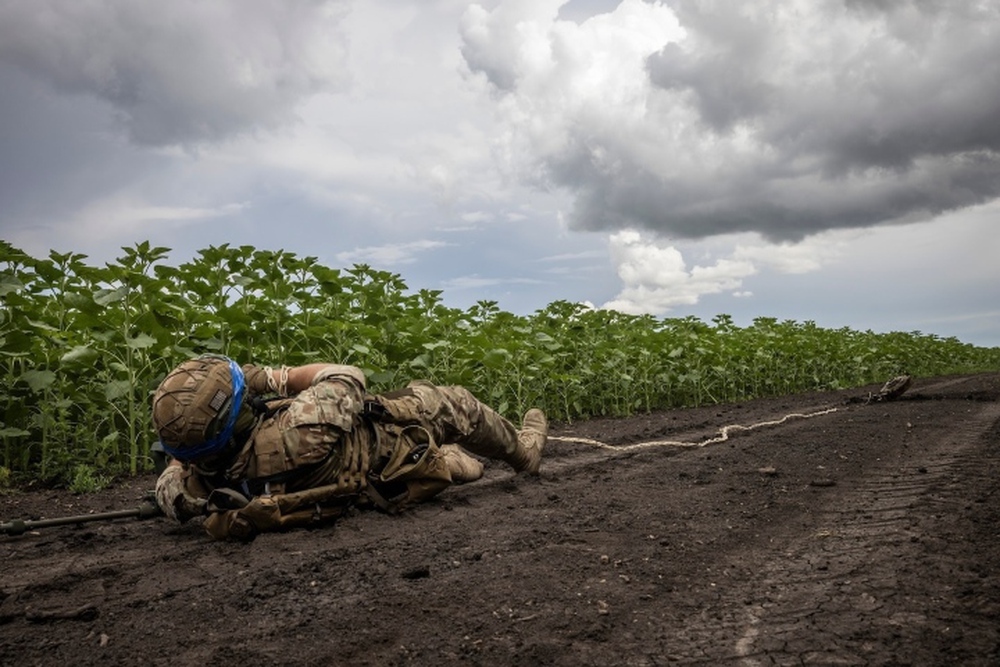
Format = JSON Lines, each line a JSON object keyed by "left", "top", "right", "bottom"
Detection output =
{"left": 240, "top": 373, "right": 367, "bottom": 489}
{"left": 373, "top": 381, "right": 520, "bottom": 462}
{"left": 155, "top": 464, "right": 209, "bottom": 522}
{"left": 158, "top": 370, "right": 523, "bottom": 538}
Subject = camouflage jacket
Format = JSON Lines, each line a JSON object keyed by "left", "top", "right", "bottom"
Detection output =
{"left": 157, "top": 364, "right": 454, "bottom": 539}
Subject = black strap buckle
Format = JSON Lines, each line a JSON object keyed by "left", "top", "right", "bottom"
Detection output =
{"left": 363, "top": 399, "right": 388, "bottom": 422}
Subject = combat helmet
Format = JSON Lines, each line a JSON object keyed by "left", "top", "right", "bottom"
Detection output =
{"left": 152, "top": 355, "right": 247, "bottom": 462}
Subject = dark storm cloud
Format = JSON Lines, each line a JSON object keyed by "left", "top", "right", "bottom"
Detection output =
{"left": 651, "top": 1, "right": 1000, "bottom": 173}
{"left": 566, "top": 142, "right": 1000, "bottom": 242}
{"left": 641, "top": 0, "right": 1000, "bottom": 240}
{"left": 463, "top": 0, "right": 1000, "bottom": 241}
{"left": 0, "top": 65, "right": 169, "bottom": 234}
{"left": 0, "top": 0, "right": 349, "bottom": 147}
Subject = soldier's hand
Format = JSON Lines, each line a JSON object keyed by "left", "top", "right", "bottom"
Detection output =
{"left": 239, "top": 496, "right": 282, "bottom": 532}
{"left": 203, "top": 509, "right": 255, "bottom": 541}
{"left": 202, "top": 495, "right": 282, "bottom": 542}
{"left": 155, "top": 463, "right": 207, "bottom": 523}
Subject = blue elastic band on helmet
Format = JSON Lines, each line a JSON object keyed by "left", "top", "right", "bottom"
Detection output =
{"left": 160, "top": 358, "right": 245, "bottom": 461}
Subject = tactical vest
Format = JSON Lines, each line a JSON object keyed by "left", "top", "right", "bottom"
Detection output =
{"left": 225, "top": 384, "right": 453, "bottom": 515}
{"left": 233, "top": 383, "right": 375, "bottom": 500}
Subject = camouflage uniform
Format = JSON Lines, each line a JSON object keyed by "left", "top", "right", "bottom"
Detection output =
{"left": 155, "top": 362, "right": 545, "bottom": 541}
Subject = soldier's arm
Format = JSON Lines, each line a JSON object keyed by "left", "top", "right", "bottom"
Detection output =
{"left": 155, "top": 460, "right": 209, "bottom": 523}
{"left": 243, "top": 363, "right": 366, "bottom": 397}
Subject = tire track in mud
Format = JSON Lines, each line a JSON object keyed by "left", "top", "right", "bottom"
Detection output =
{"left": 703, "top": 385, "right": 1000, "bottom": 665}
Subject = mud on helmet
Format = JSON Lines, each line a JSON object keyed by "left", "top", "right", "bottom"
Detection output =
{"left": 152, "top": 354, "right": 247, "bottom": 463}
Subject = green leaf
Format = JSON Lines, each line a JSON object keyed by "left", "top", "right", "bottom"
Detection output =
{"left": 482, "top": 348, "right": 511, "bottom": 369}
{"left": 94, "top": 286, "right": 128, "bottom": 306}
{"left": 20, "top": 369, "right": 56, "bottom": 393}
{"left": 105, "top": 379, "right": 133, "bottom": 401}
{"left": 0, "top": 274, "right": 24, "bottom": 296}
{"left": 60, "top": 345, "right": 99, "bottom": 367}
{"left": 25, "top": 318, "right": 59, "bottom": 333}
{"left": 62, "top": 292, "right": 95, "bottom": 311}
{"left": 126, "top": 333, "right": 157, "bottom": 350}
{"left": 369, "top": 371, "right": 396, "bottom": 385}
{"left": 0, "top": 427, "right": 31, "bottom": 438}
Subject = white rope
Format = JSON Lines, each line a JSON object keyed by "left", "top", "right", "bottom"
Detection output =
{"left": 548, "top": 407, "right": 839, "bottom": 452}
{"left": 263, "top": 365, "right": 291, "bottom": 397}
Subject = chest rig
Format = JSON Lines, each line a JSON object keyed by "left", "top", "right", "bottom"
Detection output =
{"left": 222, "top": 387, "right": 455, "bottom": 523}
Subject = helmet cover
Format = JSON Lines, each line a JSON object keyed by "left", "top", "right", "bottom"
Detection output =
{"left": 152, "top": 355, "right": 246, "bottom": 461}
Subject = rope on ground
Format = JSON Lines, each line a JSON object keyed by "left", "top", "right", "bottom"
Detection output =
{"left": 548, "top": 407, "right": 840, "bottom": 453}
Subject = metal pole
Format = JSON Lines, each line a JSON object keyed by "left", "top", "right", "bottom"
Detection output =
{"left": 1, "top": 502, "right": 162, "bottom": 536}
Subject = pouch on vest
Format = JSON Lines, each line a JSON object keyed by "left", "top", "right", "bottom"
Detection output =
{"left": 247, "top": 390, "right": 345, "bottom": 480}
{"left": 366, "top": 425, "right": 452, "bottom": 512}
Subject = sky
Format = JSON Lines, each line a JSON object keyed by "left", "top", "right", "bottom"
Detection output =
{"left": 1, "top": 0, "right": 998, "bottom": 347}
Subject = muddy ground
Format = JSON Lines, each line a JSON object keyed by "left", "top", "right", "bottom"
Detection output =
{"left": 1, "top": 373, "right": 998, "bottom": 666}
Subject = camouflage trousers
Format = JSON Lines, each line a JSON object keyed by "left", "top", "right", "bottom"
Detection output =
{"left": 354, "top": 381, "right": 519, "bottom": 510}
{"left": 371, "top": 381, "right": 521, "bottom": 463}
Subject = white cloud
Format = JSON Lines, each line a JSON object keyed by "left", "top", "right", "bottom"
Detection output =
{"left": 435, "top": 224, "right": 478, "bottom": 233}
{"left": 335, "top": 240, "right": 452, "bottom": 267}
{"left": 733, "top": 233, "right": 848, "bottom": 274}
{"left": 460, "top": 211, "right": 492, "bottom": 224}
{"left": 601, "top": 230, "right": 756, "bottom": 315}
{"left": 599, "top": 226, "right": 859, "bottom": 315}
{"left": 0, "top": 0, "right": 349, "bottom": 146}
{"left": 7, "top": 195, "right": 248, "bottom": 258}
{"left": 0, "top": 0, "right": 996, "bottom": 349}
{"left": 461, "top": 0, "right": 1000, "bottom": 241}
{"left": 440, "top": 274, "right": 544, "bottom": 291}
{"left": 539, "top": 249, "right": 606, "bottom": 262}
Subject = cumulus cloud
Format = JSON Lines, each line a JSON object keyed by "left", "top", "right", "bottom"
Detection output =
{"left": 461, "top": 0, "right": 1000, "bottom": 242}
{"left": 732, "top": 234, "right": 848, "bottom": 274}
{"left": 440, "top": 274, "right": 543, "bottom": 291}
{"left": 539, "top": 250, "right": 606, "bottom": 262}
{"left": 7, "top": 195, "right": 248, "bottom": 258}
{"left": 600, "top": 228, "right": 853, "bottom": 315}
{"left": 460, "top": 211, "right": 492, "bottom": 224}
{"left": 0, "top": 0, "right": 349, "bottom": 146}
{"left": 335, "top": 240, "right": 452, "bottom": 267}
{"left": 601, "top": 230, "right": 757, "bottom": 315}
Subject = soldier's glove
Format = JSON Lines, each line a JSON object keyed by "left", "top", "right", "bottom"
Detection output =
{"left": 203, "top": 490, "right": 282, "bottom": 542}
{"left": 155, "top": 464, "right": 207, "bottom": 523}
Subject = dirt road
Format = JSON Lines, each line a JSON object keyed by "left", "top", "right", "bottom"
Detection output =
{"left": 2, "top": 373, "right": 998, "bottom": 666}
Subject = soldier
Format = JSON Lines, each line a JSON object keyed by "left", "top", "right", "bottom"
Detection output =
{"left": 152, "top": 355, "right": 547, "bottom": 541}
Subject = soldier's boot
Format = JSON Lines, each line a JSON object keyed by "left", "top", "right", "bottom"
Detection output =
{"left": 507, "top": 409, "right": 548, "bottom": 475}
{"left": 440, "top": 445, "right": 484, "bottom": 484}
{"left": 458, "top": 404, "right": 547, "bottom": 474}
